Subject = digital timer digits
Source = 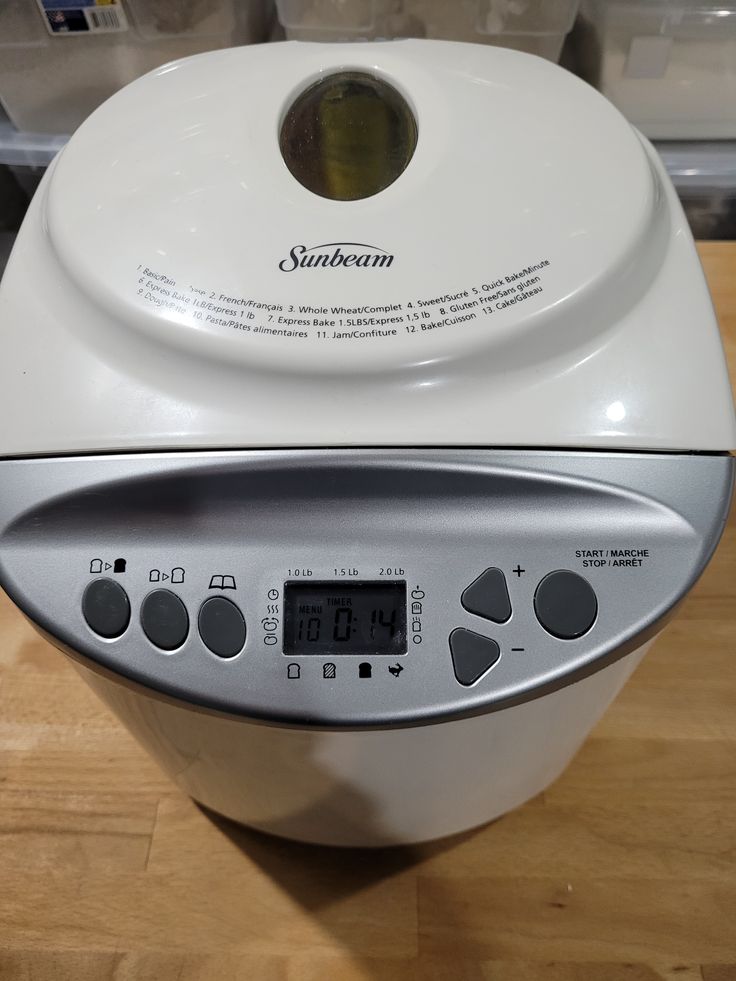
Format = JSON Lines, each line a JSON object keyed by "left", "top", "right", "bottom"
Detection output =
{"left": 282, "top": 581, "right": 407, "bottom": 656}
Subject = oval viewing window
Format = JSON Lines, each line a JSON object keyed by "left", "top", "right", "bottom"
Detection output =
{"left": 279, "top": 71, "right": 418, "bottom": 201}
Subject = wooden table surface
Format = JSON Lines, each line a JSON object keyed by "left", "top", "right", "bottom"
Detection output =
{"left": 1, "top": 243, "right": 735, "bottom": 981}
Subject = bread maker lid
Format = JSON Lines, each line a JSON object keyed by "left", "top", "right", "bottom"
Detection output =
{"left": 45, "top": 39, "right": 662, "bottom": 376}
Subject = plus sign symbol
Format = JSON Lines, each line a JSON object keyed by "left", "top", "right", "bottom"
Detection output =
{"left": 512, "top": 565, "right": 526, "bottom": 577}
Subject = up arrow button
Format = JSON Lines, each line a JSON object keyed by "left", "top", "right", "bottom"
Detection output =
{"left": 461, "top": 568, "right": 512, "bottom": 624}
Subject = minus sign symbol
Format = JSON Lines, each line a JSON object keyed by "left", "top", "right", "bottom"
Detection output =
{"left": 511, "top": 647, "right": 525, "bottom": 651}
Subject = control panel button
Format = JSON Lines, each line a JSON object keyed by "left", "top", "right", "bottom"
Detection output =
{"left": 534, "top": 570, "right": 597, "bottom": 639}
{"left": 82, "top": 578, "right": 130, "bottom": 639}
{"left": 461, "top": 568, "right": 511, "bottom": 623}
{"left": 198, "top": 597, "right": 246, "bottom": 659}
{"left": 449, "top": 628, "right": 501, "bottom": 686}
{"left": 141, "top": 589, "right": 189, "bottom": 651}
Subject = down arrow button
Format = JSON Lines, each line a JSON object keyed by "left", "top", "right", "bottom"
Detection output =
{"left": 449, "top": 628, "right": 501, "bottom": 686}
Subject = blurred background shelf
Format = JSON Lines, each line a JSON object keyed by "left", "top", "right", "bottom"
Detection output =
{"left": 655, "top": 140, "right": 736, "bottom": 239}
{"left": 0, "top": 110, "right": 67, "bottom": 168}
{"left": 1, "top": 0, "right": 736, "bottom": 271}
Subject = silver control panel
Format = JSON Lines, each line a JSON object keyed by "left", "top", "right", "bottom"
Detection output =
{"left": 0, "top": 450, "right": 732, "bottom": 728}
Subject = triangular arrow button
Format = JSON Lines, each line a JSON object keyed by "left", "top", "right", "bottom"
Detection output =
{"left": 461, "top": 568, "right": 511, "bottom": 623}
{"left": 449, "top": 629, "right": 500, "bottom": 686}
{"left": 104, "top": 562, "right": 112, "bottom": 571}
{"left": 161, "top": 572, "right": 169, "bottom": 581}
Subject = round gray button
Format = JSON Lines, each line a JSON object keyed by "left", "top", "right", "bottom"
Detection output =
{"left": 82, "top": 578, "right": 130, "bottom": 639}
{"left": 141, "top": 589, "right": 189, "bottom": 651}
{"left": 198, "top": 597, "right": 246, "bottom": 659}
{"left": 534, "top": 570, "right": 597, "bottom": 639}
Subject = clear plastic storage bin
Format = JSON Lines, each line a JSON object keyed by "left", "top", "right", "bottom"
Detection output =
{"left": 579, "top": 1, "right": 736, "bottom": 139}
{"left": 274, "top": 0, "right": 581, "bottom": 62}
{"left": 0, "top": 0, "right": 273, "bottom": 135}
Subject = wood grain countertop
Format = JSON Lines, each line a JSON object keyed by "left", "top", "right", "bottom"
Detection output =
{"left": 1, "top": 243, "right": 735, "bottom": 981}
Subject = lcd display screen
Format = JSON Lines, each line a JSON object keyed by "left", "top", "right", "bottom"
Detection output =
{"left": 283, "top": 581, "right": 407, "bottom": 656}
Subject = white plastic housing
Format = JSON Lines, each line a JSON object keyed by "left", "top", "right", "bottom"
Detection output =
{"left": 0, "top": 40, "right": 734, "bottom": 455}
{"left": 76, "top": 641, "right": 652, "bottom": 846}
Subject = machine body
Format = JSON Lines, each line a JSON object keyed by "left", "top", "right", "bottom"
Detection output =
{"left": 0, "top": 41, "right": 733, "bottom": 845}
